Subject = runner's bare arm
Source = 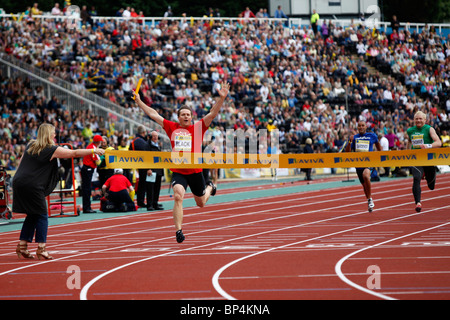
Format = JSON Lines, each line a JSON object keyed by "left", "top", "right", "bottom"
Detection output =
{"left": 375, "top": 141, "right": 382, "bottom": 152}
{"left": 203, "top": 82, "right": 230, "bottom": 128}
{"left": 427, "top": 127, "right": 442, "bottom": 148}
{"left": 132, "top": 92, "right": 165, "bottom": 127}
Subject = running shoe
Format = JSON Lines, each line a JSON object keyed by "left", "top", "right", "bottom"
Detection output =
{"left": 208, "top": 181, "right": 217, "bottom": 196}
{"left": 368, "top": 198, "right": 375, "bottom": 212}
{"left": 415, "top": 202, "right": 422, "bottom": 213}
{"left": 176, "top": 229, "right": 185, "bottom": 243}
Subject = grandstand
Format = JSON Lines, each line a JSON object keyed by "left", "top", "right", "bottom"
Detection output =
{"left": 1, "top": 5, "right": 450, "bottom": 304}
{"left": 0, "top": 6, "right": 449, "bottom": 174}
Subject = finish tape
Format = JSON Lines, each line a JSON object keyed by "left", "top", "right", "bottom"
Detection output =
{"left": 105, "top": 148, "right": 450, "bottom": 169}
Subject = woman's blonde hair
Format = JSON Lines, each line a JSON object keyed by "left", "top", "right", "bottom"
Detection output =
{"left": 27, "top": 123, "right": 56, "bottom": 156}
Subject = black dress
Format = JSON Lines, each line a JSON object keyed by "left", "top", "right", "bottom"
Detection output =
{"left": 13, "top": 145, "right": 59, "bottom": 215}
{"left": 303, "top": 144, "right": 314, "bottom": 180}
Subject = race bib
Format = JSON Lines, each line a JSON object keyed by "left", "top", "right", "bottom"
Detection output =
{"left": 355, "top": 139, "right": 370, "bottom": 152}
{"left": 411, "top": 134, "right": 424, "bottom": 148}
{"left": 174, "top": 134, "right": 192, "bottom": 151}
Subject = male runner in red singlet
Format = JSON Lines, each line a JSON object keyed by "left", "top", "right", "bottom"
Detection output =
{"left": 133, "top": 82, "right": 229, "bottom": 242}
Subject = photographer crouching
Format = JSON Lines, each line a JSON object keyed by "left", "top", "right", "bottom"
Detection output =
{"left": 101, "top": 168, "right": 136, "bottom": 212}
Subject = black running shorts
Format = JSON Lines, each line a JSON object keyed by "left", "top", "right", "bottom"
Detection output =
{"left": 356, "top": 167, "right": 374, "bottom": 184}
{"left": 171, "top": 172, "right": 206, "bottom": 197}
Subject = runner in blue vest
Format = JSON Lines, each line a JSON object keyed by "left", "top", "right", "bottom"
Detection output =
{"left": 346, "top": 121, "right": 381, "bottom": 212}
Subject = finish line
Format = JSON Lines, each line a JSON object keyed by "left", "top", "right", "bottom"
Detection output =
{"left": 105, "top": 148, "right": 450, "bottom": 169}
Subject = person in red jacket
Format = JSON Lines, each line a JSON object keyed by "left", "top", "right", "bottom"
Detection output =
{"left": 131, "top": 33, "right": 142, "bottom": 52}
{"left": 133, "top": 82, "right": 229, "bottom": 243}
{"left": 81, "top": 134, "right": 103, "bottom": 213}
{"left": 241, "top": 7, "right": 255, "bottom": 20}
{"left": 102, "top": 168, "right": 136, "bottom": 212}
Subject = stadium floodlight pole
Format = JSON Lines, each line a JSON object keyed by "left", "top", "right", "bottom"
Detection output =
{"left": 380, "top": 0, "right": 384, "bottom": 22}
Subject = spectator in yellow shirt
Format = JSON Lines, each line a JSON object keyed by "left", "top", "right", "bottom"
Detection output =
{"left": 441, "top": 130, "right": 450, "bottom": 147}
{"left": 31, "top": 3, "right": 42, "bottom": 16}
{"left": 81, "top": 124, "right": 93, "bottom": 141}
{"left": 311, "top": 10, "right": 320, "bottom": 34}
{"left": 267, "top": 119, "right": 277, "bottom": 132}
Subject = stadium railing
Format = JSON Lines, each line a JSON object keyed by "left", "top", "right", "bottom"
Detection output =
{"left": 0, "top": 53, "right": 172, "bottom": 150}
{"left": 1, "top": 12, "right": 450, "bottom": 35}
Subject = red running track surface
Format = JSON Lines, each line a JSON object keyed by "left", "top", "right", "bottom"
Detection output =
{"left": 0, "top": 173, "right": 449, "bottom": 301}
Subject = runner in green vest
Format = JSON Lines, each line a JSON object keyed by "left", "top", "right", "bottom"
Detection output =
{"left": 406, "top": 111, "right": 442, "bottom": 212}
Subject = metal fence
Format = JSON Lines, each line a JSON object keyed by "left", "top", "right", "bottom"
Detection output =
{"left": 2, "top": 11, "right": 450, "bottom": 34}
{"left": 0, "top": 53, "right": 172, "bottom": 150}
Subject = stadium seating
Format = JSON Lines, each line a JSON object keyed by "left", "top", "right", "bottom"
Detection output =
{"left": 0, "top": 10, "right": 449, "bottom": 163}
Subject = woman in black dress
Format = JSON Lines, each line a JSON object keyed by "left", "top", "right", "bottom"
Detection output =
{"left": 13, "top": 123, "right": 105, "bottom": 260}
{"left": 303, "top": 138, "right": 314, "bottom": 181}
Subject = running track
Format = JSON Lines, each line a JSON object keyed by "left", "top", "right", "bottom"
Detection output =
{"left": 0, "top": 173, "right": 449, "bottom": 301}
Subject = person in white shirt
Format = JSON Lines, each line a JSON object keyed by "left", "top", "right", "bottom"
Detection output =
{"left": 51, "top": 3, "right": 62, "bottom": 15}
{"left": 383, "top": 85, "right": 393, "bottom": 101}
{"left": 379, "top": 134, "right": 390, "bottom": 177}
{"left": 436, "top": 49, "right": 446, "bottom": 62}
{"left": 123, "top": 30, "right": 131, "bottom": 45}
{"left": 260, "top": 81, "right": 269, "bottom": 102}
{"left": 303, "top": 117, "right": 312, "bottom": 133}
{"left": 122, "top": 78, "right": 132, "bottom": 94}
{"left": 122, "top": 7, "right": 131, "bottom": 18}
{"left": 316, "top": 100, "right": 326, "bottom": 113}
{"left": 253, "top": 103, "right": 263, "bottom": 117}
{"left": 356, "top": 41, "right": 367, "bottom": 56}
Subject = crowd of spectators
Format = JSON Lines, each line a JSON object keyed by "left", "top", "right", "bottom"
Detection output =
{"left": 1, "top": 4, "right": 450, "bottom": 173}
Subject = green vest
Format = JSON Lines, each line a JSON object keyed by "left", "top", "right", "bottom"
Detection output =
{"left": 407, "top": 124, "right": 433, "bottom": 149}
{"left": 311, "top": 13, "right": 319, "bottom": 24}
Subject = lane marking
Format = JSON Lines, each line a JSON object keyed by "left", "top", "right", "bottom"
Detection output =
{"left": 0, "top": 177, "right": 448, "bottom": 300}
{"left": 334, "top": 212, "right": 450, "bottom": 300}
{"left": 83, "top": 193, "right": 445, "bottom": 300}
{"left": 211, "top": 200, "right": 450, "bottom": 300}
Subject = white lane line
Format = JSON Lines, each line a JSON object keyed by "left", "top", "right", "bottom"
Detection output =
{"left": 334, "top": 208, "right": 450, "bottom": 300}
{"left": 211, "top": 198, "right": 450, "bottom": 300}
{"left": 81, "top": 191, "right": 445, "bottom": 300}
{"left": 2, "top": 178, "right": 449, "bottom": 300}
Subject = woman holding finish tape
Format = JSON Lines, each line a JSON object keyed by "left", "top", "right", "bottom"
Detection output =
{"left": 13, "top": 123, "right": 105, "bottom": 260}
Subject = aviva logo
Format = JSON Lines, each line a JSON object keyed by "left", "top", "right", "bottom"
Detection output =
{"left": 334, "top": 156, "right": 370, "bottom": 163}
{"left": 109, "top": 155, "right": 143, "bottom": 163}
{"left": 428, "top": 152, "right": 450, "bottom": 160}
{"left": 288, "top": 158, "right": 324, "bottom": 164}
{"left": 381, "top": 154, "right": 417, "bottom": 162}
